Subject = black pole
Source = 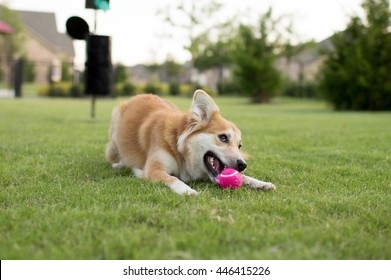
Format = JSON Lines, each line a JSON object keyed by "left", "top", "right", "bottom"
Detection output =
{"left": 14, "top": 58, "right": 24, "bottom": 98}
{"left": 91, "top": 95, "right": 96, "bottom": 118}
{"left": 85, "top": 35, "right": 112, "bottom": 118}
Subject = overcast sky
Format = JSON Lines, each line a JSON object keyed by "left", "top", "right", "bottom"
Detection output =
{"left": 1, "top": 0, "right": 366, "bottom": 67}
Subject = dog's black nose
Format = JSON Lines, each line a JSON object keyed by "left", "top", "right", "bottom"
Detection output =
{"left": 237, "top": 160, "right": 247, "bottom": 172}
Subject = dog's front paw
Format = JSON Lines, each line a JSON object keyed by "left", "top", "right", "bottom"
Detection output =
{"left": 176, "top": 187, "right": 199, "bottom": 196}
{"left": 183, "top": 188, "right": 200, "bottom": 196}
{"left": 242, "top": 175, "right": 276, "bottom": 191}
{"left": 112, "top": 160, "right": 125, "bottom": 169}
{"left": 258, "top": 182, "right": 276, "bottom": 191}
{"left": 170, "top": 180, "right": 199, "bottom": 196}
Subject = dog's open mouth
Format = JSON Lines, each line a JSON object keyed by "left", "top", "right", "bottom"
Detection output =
{"left": 204, "top": 151, "right": 225, "bottom": 178}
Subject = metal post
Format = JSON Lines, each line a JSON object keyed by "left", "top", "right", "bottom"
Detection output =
{"left": 91, "top": 94, "right": 96, "bottom": 118}
{"left": 91, "top": 10, "right": 97, "bottom": 119}
{"left": 94, "top": 10, "right": 97, "bottom": 33}
{"left": 14, "top": 58, "right": 23, "bottom": 98}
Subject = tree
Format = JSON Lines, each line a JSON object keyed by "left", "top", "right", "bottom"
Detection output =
{"left": 22, "top": 56, "right": 36, "bottom": 82}
{"left": 159, "top": 0, "right": 223, "bottom": 60}
{"left": 114, "top": 63, "right": 128, "bottom": 84}
{"left": 192, "top": 20, "right": 237, "bottom": 92}
{"left": 158, "top": 0, "right": 223, "bottom": 92}
{"left": 0, "top": 5, "right": 25, "bottom": 84}
{"left": 233, "top": 8, "right": 283, "bottom": 103}
{"left": 162, "top": 58, "right": 183, "bottom": 95}
{"left": 61, "top": 62, "right": 72, "bottom": 82}
{"left": 162, "top": 58, "right": 182, "bottom": 82}
{"left": 0, "top": 4, "right": 25, "bottom": 53}
{"left": 319, "top": 0, "right": 391, "bottom": 110}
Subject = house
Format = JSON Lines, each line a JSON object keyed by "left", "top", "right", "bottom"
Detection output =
{"left": 124, "top": 38, "right": 334, "bottom": 95}
{"left": 126, "top": 62, "right": 192, "bottom": 86}
{"left": 16, "top": 10, "right": 75, "bottom": 84}
{"left": 275, "top": 38, "right": 333, "bottom": 83}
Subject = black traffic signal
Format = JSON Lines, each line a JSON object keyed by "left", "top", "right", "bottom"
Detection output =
{"left": 85, "top": 35, "right": 112, "bottom": 96}
{"left": 85, "top": 0, "right": 110, "bottom": 11}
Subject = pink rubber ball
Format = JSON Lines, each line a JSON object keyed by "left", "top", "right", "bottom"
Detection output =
{"left": 216, "top": 168, "right": 242, "bottom": 189}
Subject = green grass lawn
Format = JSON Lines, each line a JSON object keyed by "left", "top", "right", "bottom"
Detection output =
{"left": 0, "top": 96, "right": 390, "bottom": 259}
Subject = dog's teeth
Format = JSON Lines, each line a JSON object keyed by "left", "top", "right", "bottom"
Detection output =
{"left": 208, "top": 156, "right": 216, "bottom": 169}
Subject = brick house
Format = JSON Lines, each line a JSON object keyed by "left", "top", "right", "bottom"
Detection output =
{"left": 17, "top": 10, "right": 75, "bottom": 84}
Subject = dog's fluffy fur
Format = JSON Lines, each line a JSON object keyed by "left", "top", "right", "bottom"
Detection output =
{"left": 105, "top": 90, "right": 275, "bottom": 195}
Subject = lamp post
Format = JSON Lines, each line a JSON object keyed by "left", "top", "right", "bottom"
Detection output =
{"left": 65, "top": 0, "right": 112, "bottom": 118}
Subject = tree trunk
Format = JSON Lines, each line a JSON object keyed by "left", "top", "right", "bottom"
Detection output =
{"left": 252, "top": 92, "right": 270, "bottom": 103}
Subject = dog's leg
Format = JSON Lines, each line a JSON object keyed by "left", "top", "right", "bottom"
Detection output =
{"left": 132, "top": 168, "right": 143, "bottom": 178}
{"left": 242, "top": 175, "right": 276, "bottom": 191}
{"left": 147, "top": 169, "right": 199, "bottom": 195}
{"left": 144, "top": 159, "right": 199, "bottom": 195}
{"left": 112, "top": 160, "right": 125, "bottom": 169}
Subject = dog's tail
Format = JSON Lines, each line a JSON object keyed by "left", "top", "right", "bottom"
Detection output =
{"left": 105, "top": 108, "right": 121, "bottom": 164}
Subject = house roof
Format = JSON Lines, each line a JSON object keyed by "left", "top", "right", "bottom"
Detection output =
{"left": 16, "top": 10, "right": 74, "bottom": 57}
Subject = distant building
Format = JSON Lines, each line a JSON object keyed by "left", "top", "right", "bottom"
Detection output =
{"left": 16, "top": 10, "right": 75, "bottom": 84}
{"left": 127, "top": 62, "right": 192, "bottom": 86}
{"left": 275, "top": 38, "right": 333, "bottom": 83}
{"left": 125, "top": 38, "right": 333, "bottom": 94}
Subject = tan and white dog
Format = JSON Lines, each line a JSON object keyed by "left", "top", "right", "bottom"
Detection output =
{"left": 105, "top": 90, "right": 276, "bottom": 195}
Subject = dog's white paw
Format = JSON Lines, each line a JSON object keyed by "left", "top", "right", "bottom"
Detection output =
{"left": 183, "top": 188, "right": 199, "bottom": 196}
{"left": 258, "top": 182, "right": 276, "bottom": 191}
{"left": 242, "top": 175, "right": 276, "bottom": 191}
{"left": 132, "top": 168, "right": 143, "bottom": 178}
{"left": 170, "top": 181, "right": 199, "bottom": 196}
{"left": 112, "top": 161, "right": 125, "bottom": 169}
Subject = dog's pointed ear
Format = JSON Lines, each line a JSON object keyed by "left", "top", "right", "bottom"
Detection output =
{"left": 190, "top": 89, "right": 219, "bottom": 123}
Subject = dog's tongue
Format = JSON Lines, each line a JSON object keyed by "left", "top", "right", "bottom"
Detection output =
{"left": 215, "top": 159, "right": 224, "bottom": 173}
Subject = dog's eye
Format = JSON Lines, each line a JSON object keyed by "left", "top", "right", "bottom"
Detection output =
{"left": 239, "top": 144, "right": 242, "bottom": 149}
{"left": 218, "top": 134, "right": 229, "bottom": 143}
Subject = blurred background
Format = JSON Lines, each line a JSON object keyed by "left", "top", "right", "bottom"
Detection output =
{"left": 0, "top": 0, "right": 390, "bottom": 110}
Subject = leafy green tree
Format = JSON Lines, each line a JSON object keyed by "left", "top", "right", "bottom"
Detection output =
{"left": 320, "top": 0, "right": 391, "bottom": 110}
{"left": 158, "top": 0, "right": 223, "bottom": 93}
{"left": 61, "top": 62, "right": 72, "bottom": 82}
{"left": 145, "top": 63, "right": 161, "bottom": 95}
{"left": 159, "top": 0, "right": 223, "bottom": 61}
{"left": 162, "top": 58, "right": 183, "bottom": 95}
{"left": 193, "top": 21, "right": 237, "bottom": 92}
{"left": 233, "top": 9, "right": 283, "bottom": 103}
{"left": 114, "top": 63, "right": 128, "bottom": 84}
{"left": 22, "top": 56, "right": 36, "bottom": 82}
{"left": 163, "top": 58, "right": 182, "bottom": 82}
{"left": 0, "top": 5, "right": 25, "bottom": 84}
{"left": 0, "top": 4, "right": 25, "bottom": 52}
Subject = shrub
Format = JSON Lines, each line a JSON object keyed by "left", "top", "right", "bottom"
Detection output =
{"left": 281, "top": 80, "right": 320, "bottom": 98}
{"left": 169, "top": 82, "right": 180, "bottom": 96}
{"left": 217, "top": 81, "right": 241, "bottom": 95}
{"left": 69, "top": 84, "right": 83, "bottom": 97}
{"left": 144, "top": 83, "right": 161, "bottom": 95}
{"left": 319, "top": 0, "right": 391, "bottom": 110}
{"left": 233, "top": 8, "right": 284, "bottom": 103}
{"left": 121, "top": 82, "right": 135, "bottom": 96}
{"left": 38, "top": 82, "right": 83, "bottom": 98}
